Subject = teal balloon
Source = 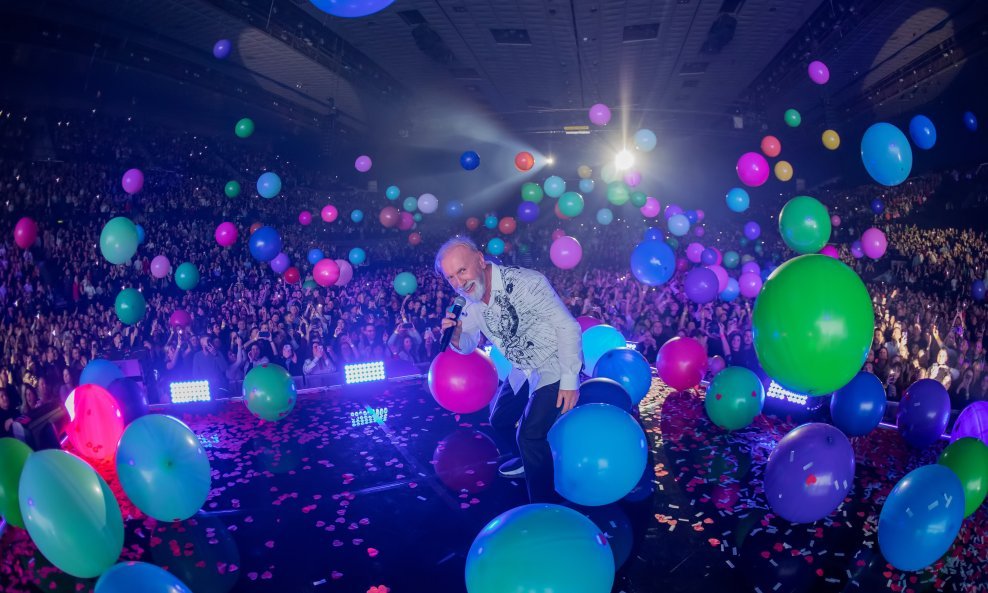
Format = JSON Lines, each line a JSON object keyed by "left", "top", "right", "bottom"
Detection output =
{"left": 860, "top": 122, "right": 913, "bottom": 187}
{"left": 116, "top": 415, "right": 210, "bottom": 522}
{"left": 705, "top": 367, "right": 765, "bottom": 431}
{"left": 19, "top": 450, "right": 124, "bottom": 578}
{"left": 596, "top": 208, "right": 613, "bottom": 225}
{"left": 385, "top": 185, "right": 401, "bottom": 200}
{"left": 634, "top": 128, "right": 657, "bottom": 152}
{"left": 243, "top": 364, "right": 297, "bottom": 421}
{"left": 80, "top": 359, "right": 124, "bottom": 388}
{"left": 114, "top": 288, "right": 146, "bottom": 325}
{"left": 0, "top": 437, "right": 31, "bottom": 528}
{"left": 393, "top": 271, "right": 418, "bottom": 296}
{"left": 606, "top": 182, "right": 630, "bottom": 206}
{"left": 582, "top": 324, "right": 627, "bottom": 373}
{"left": 174, "top": 262, "right": 200, "bottom": 291}
{"left": 465, "top": 504, "right": 614, "bottom": 593}
{"left": 99, "top": 217, "right": 138, "bottom": 265}
{"left": 549, "top": 404, "right": 648, "bottom": 506}
{"left": 256, "top": 172, "right": 281, "bottom": 199}
{"left": 487, "top": 238, "right": 505, "bottom": 256}
{"left": 579, "top": 178, "right": 595, "bottom": 194}
{"left": 403, "top": 196, "right": 418, "bottom": 212}
{"left": 723, "top": 250, "right": 740, "bottom": 269}
{"left": 413, "top": 212, "right": 422, "bottom": 222}
{"left": 95, "top": 561, "right": 193, "bottom": 593}
{"left": 559, "top": 192, "right": 585, "bottom": 217}
{"left": 544, "top": 175, "right": 566, "bottom": 198}
{"left": 484, "top": 214, "right": 498, "bottom": 229}
{"left": 489, "top": 345, "right": 512, "bottom": 381}
{"left": 726, "top": 187, "right": 749, "bottom": 213}
{"left": 349, "top": 247, "right": 366, "bottom": 265}
{"left": 629, "top": 191, "right": 647, "bottom": 207}
{"left": 350, "top": 209, "right": 364, "bottom": 223}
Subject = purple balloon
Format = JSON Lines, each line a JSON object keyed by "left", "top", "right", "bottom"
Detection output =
{"left": 121, "top": 168, "right": 144, "bottom": 195}
{"left": 807, "top": 60, "right": 830, "bottom": 85}
{"left": 517, "top": 201, "right": 540, "bottom": 223}
{"left": 696, "top": 209, "right": 705, "bottom": 222}
{"left": 686, "top": 242, "right": 704, "bottom": 264}
{"left": 861, "top": 227, "right": 887, "bottom": 259}
{"left": 738, "top": 272, "right": 762, "bottom": 299}
{"left": 212, "top": 39, "right": 232, "bottom": 59}
{"left": 150, "top": 255, "right": 171, "bottom": 279}
{"left": 850, "top": 240, "right": 864, "bottom": 259}
{"left": 693, "top": 226, "right": 706, "bottom": 238}
{"left": 354, "top": 155, "right": 373, "bottom": 173}
{"left": 897, "top": 378, "right": 951, "bottom": 448}
{"left": 623, "top": 170, "right": 641, "bottom": 187}
{"left": 950, "top": 401, "right": 988, "bottom": 445}
{"left": 741, "top": 261, "right": 760, "bottom": 276}
{"left": 270, "top": 252, "right": 291, "bottom": 274}
{"left": 700, "top": 248, "right": 718, "bottom": 266}
{"left": 588, "top": 103, "right": 612, "bottom": 126}
{"left": 665, "top": 204, "right": 683, "bottom": 219}
{"left": 743, "top": 221, "right": 761, "bottom": 241}
{"left": 764, "top": 423, "right": 855, "bottom": 523}
{"left": 684, "top": 267, "right": 719, "bottom": 304}
{"left": 707, "top": 265, "right": 728, "bottom": 293}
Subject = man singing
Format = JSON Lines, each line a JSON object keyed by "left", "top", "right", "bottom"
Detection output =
{"left": 436, "top": 237, "right": 583, "bottom": 503}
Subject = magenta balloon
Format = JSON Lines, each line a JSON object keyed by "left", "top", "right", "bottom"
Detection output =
{"left": 270, "top": 252, "right": 290, "bottom": 274}
{"left": 640, "top": 197, "right": 661, "bottom": 218}
{"left": 168, "top": 309, "right": 192, "bottom": 328}
{"left": 550, "top": 236, "right": 583, "bottom": 270}
{"left": 707, "top": 265, "right": 729, "bottom": 293}
{"left": 298, "top": 210, "right": 312, "bottom": 225}
{"left": 398, "top": 211, "right": 415, "bottom": 231}
{"left": 313, "top": 259, "right": 341, "bottom": 287}
{"left": 551, "top": 228, "right": 566, "bottom": 241}
{"left": 711, "top": 247, "right": 723, "bottom": 266}
{"left": 738, "top": 272, "right": 763, "bottom": 299}
{"left": 214, "top": 222, "right": 238, "bottom": 247}
{"left": 150, "top": 255, "right": 171, "bottom": 279}
{"left": 819, "top": 245, "right": 840, "bottom": 259}
{"left": 656, "top": 337, "right": 708, "bottom": 391}
{"left": 830, "top": 214, "right": 841, "bottom": 227}
{"left": 576, "top": 316, "right": 603, "bottom": 332}
{"left": 807, "top": 60, "right": 830, "bottom": 85}
{"left": 693, "top": 226, "right": 705, "bottom": 238}
{"left": 741, "top": 261, "right": 760, "bottom": 276}
{"left": 686, "top": 242, "right": 704, "bottom": 263}
{"left": 321, "top": 204, "right": 339, "bottom": 223}
{"left": 354, "top": 155, "right": 373, "bottom": 173}
{"left": 736, "top": 152, "right": 770, "bottom": 187}
{"left": 13, "top": 217, "right": 38, "bottom": 249}
{"left": 861, "top": 228, "right": 887, "bottom": 259}
{"left": 121, "top": 168, "right": 144, "bottom": 195}
{"left": 428, "top": 350, "right": 498, "bottom": 413}
{"left": 588, "top": 103, "right": 612, "bottom": 126}
{"left": 623, "top": 170, "right": 641, "bottom": 187}
{"left": 676, "top": 257, "right": 690, "bottom": 273}
{"left": 696, "top": 209, "right": 705, "bottom": 222}
{"left": 334, "top": 259, "right": 353, "bottom": 286}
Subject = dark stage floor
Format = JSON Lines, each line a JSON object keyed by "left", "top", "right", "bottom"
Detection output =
{"left": 2, "top": 377, "right": 986, "bottom": 593}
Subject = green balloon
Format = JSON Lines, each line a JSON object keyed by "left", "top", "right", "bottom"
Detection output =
{"left": 521, "top": 182, "right": 544, "bottom": 204}
{"left": 938, "top": 437, "right": 988, "bottom": 518}
{"left": 723, "top": 251, "right": 740, "bottom": 269}
{"left": 234, "top": 117, "right": 255, "bottom": 138}
{"left": 114, "top": 288, "right": 146, "bottom": 325}
{"left": 629, "top": 191, "right": 648, "bottom": 207}
{"left": 606, "top": 182, "right": 630, "bottom": 206}
{"left": 665, "top": 238, "right": 679, "bottom": 250}
{"left": 224, "top": 180, "right": 241, "bottom": 198}
{"left": 393, "top": 271, "right": 418, "bottom": 296}
{"left": 243, "top": 364, "right": 297, "bottom": 422}
{"left": 174, "top": 262, "right": 200, "bottom": 291}
{"left": 402, "top": 196, "right": 418, "bottom": 212}
{"left": 302, "top": 279, "right": 317, "bottom": 290}
{"left": 18, "top": 450, "right": 123, "bottom": 578}
{"left": 0, "top": 437, "right": 31, "bottom": 528}
{"left": 116, "top": 415, "right": 211, "bottom": 522}
{"left": 99, "top": 217, "right": 138, "bottom": 265}
{"left": 752, "top": 254, "right": 874, "bottom": 395}
{"left": 784, "top": 108, "right": 801, "bottom": 127}
{"left": 778, "top": 195, "right": 832, "bottom": 254}
{"left": 705, "top": 367, "right": 765, "bottom": 431}
{"left": 558, "top": 191, "right": 585, "bottom": 217}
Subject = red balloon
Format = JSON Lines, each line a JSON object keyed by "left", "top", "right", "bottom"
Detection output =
{"left": 656, "top": 337, "right": 708, "bottom": 391}
{"left": 283, "top": 267, "right": 301, "bottom": 284}
{"left": 760, "top": 135, "right": 782, "bottom": 158}
{"left": 498, "top": 217, "right": 517, "bottom": 235}
{"left": 554, "top": 202, "right": 571, "bottom": 220}
{"left": 466, "top": 217, "right": 480, "bottom": 231}
{"left": 13, "top": 217, "right": 38, "bottom": 249}
{"left": 514, "top": 151, "right": 534, "bottom": 172}
{"left": 65, "top": 384, "right": 124, "bottom": 461}
{"left": 249, "top": 222, "right": 263, "bottom": 235}
{"left": 313, "top": 259, "right": 340, "bottom": 287}
{"left": 321, "top": 204, "right": 339, "bottom": 223}
{"left": 428, "top": 350, "right": 498, "bottom": 414}
{"left": 379, "top": 206, "right": 400, "bottom": 228}
{"left": 408, "top": 232, "right": 422, "bottom": 246}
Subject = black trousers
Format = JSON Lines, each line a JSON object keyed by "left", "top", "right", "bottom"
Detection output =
{"left": 489, "top": 379, "right": 562, "bottom": 503}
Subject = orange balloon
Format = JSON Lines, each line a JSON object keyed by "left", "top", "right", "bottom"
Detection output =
{"left": 498, "top": 217, "right": 517, "bottom": 235}
{"left": 408, "top": 232, "right": 422, "bottom": 246}
{"left": 249, "top": 222, "right": 263, "bottom": 235}
{"left": 514, "top": 151, "right": 534, "bottom": 172}
{"left": 466, "top": 217, "right": 480, "bottom": 231}
{"left": 760, "top": 135, "right": 781, "bottom": 158}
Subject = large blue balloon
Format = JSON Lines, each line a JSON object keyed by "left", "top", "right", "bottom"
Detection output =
{"left": 860, "top": 122, "right": 913, "bottom": 186}
{"left": 908, "top": 115, "right": 937, "bottom": 150}
{"left": 307, "top": 248, "right": 324, "bottom": 265}
{"left": 256, "top": 172, "right": 282, "bottom": 199}
{"left": 80, "top": 359, "right": 125, "bottom": 389}
{"left": 830, "top": 371, "right": 886, "bottom": 437}
{"left": 248, "top": 226, "right": 282, "bottom": 262}
{"left": 630, "top": 240, "right": 675, "bottom": 286}
{"left": 878, "top": 464, "right": 964, "bottom": 571}
{"left": 582, "top": 325, "right": 627, "bottom": 373}
{"left": 577, "top": 378, "right": 632, "bottom": 412}
{"left": 460, "top": 150, "right": 480, "bottom": 171}
{"left": 592, "top": 348, "right": 652, "bottom": 405}
{"left": 488, "top": 345, "right": 512, "bottom": 381}
{"left": 96, "top": 561, "right": 193, "bottom": 593}
{"left": 897, "top": 378, "right": 951, "bottom": 448}
{"left": 726, "top": 187, "right": 750, "bottom": 213}
{"left": 549, "top": 404, "right": 647, "bottom": 506}
{"left": 643, "top": 227, "right": 663, "bottom": 242}
{"left": 309, "top": 0, "right": 394, "bottom": 18}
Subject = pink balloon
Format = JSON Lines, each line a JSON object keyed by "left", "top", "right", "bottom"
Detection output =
{"left": 550, "top": 235, "right": 583, "bottom": 270}
{"left": 819, "top": 245, "right": 840, "bottom": 259}
{"left": 65, "top": 384, "right": 124, "bottom": 461}
{"left": 736, "top": 152, "right": 770, "bottom": 187}
{"left": 398, "top": 211, "right": 415, "bottom": 231}
{"left": 428, "top": 349, "right": 498, "bottom": 414}
{"left": 640, "top": 196, "right": 661, "bottom": 218}
{"left": 588, "top": 103, "right": 612, "bottom": 126}
{"left": 321, "top": 204, "right": 339, "bottom": 223}
{"left": 313, "top": 258, "right": 341, "bottom": 287}
{"left": 738, "top": 272, "right": 763, "bottom": 299}
{"left": 121, "top": 168, "right": 144, "bottom": 195}
{"left": 576, "top": 316, "right": 603, "bottom": 332}
{"left": 150, "top": 255, "right": 171, "bottom": 279}
{"left": 13, "top": 217, "right": 37, "bottom": 249}
{"left": 711, "top": 247, "right": 723, "bottom": 266}
{"left": 707, "top": 264, "right": 729, "bottom": 293}
{"left": 168, "top": 309, "right": 192, "bottom": 328}
{"left": 298, "top": 210, "right": 312, "bottom": 225}
{"left": 354, "top": 155, "right": 373, "bottom": 173}
{"left": 861, "top": 227, "right": 887, "bottom": 259}
{"left": 334, "top": 259, "right": 353, "bottom": 286}
{"left": 686, "top": 242, "right": 704, "bottom": 263}
{"left": 808, "top": 60, "right": 830, "bottom": 85}
{"left": 623, "top": 170, "right": 641, "bottom": 187}
{"left": 740, "top": 261, "right": 760, "bottom": 276}
{"left": 696, "top": 209, "right": 705, "bottom": 222}
{"left": 551, "top": 228, "right": 566, "bottom": 241}
{"left": 830, "top": 214, "right": 841, "bottom": 227}
{"left": 214, "top": 222, "right": 238, "bottom": 247}
{"left": 656, "top": 337, "right": 708, "bottom": 391}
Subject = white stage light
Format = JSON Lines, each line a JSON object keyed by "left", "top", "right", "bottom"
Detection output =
{"left": 615, "top": 149, "right": 635, "bottom": 171}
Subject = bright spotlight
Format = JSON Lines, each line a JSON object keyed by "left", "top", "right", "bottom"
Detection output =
{"left": 615, "top": 149, "right": 634, "bottom": 171}
{"left": 546, "top": 156, "right": 555, "bottom": 166}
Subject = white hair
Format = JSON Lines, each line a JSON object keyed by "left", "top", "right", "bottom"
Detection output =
{"left": 434, "top": 236, "right": 479, "bottom": 278}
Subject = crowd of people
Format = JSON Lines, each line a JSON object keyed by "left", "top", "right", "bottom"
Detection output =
{"left": 2, "top": 106, "right": 988, "bottom": 441}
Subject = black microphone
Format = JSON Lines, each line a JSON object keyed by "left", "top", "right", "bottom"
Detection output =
{"left": 439, "top": 296, "right": 467, "bottom": 352}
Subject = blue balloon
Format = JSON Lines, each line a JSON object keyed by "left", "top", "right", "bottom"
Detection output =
{"left": 973, "top": 279, "right": 986, "bottom": 301}
{"left": 684, "top": 267, "right": 719, "bottom": 304}
{"left": 726, "top": 187, "right": 750, "bottom": 213}
{"left": 643, "top": 227, "right": 663, "bottom": 242}
{"left": 517, "top": 201, "right": 540, "bottom": 223}
{"left": 634, "top": 128, "right": 657, "bottom": 152}
{"left": 668, "top": 214, "right": 690, "bottom": 237}
{"left": 579, "top": 178, "right": 595, "bottom": 194}
{"left": 878, "top": 464, "right": 964, "bottom": 571}
{"left": 596, "top": 208, "right": 613, "bottom": 225}
{"left": 630, "top": 240, "right": 675, "bottom": 286}
{"left": 830, "top": 371, "right": 887, "bottom": 437}
{"left": 871, "top": 198, "right": 885, "bottom": 214}
{"left": 460, "top": 150, "right": 480, "bottom": 170}
{"left": 577, "top": 378, "right": 633, "bottom": 412}
{"left": 95, "top": 561, "right": 193, "bottom": 593}
{"left": 80, "top": 359, "right": 125, "bottom": 389}
{"left": 256, "top": 172, "right": 282, "bottom": 199}
{"left": 135, "top": 224, "right": 145, "bottom": 245}
{"left": 549, "top": 404, "right": 648, "bottom": 506}
{"left": 719, "top": 277, "right": 740, "bottom": 302}
{"left": 348, "top": 247, "right": 366, "bottom": 266}
{"left": 487, "top": 238, "right": 505, "bottom": 256}
{"left": 309, "top": 0, "right": 394, "bottom": 18}
{"left": 248, "top": 226, "right": 282, "bottom": 262}
{"left": 544, "top": 176, "right": 566, "bottom": 198}
{"left": 897, "top": 378, "right": 951, "bottom": 448}
{"left": 685, "top": 210, "right": 698, "bottom": 224}
{"left": 582, "top": 325, "right": 627, "bottom": 373}
{"left": 307, "top": 248, "right": 324, "bottom": 265}
{"left": 385, "top": 185, "right": 400, "bottom": 200}
{"left": 592, "top": 348, "right": 652, "bottom": 405}
{"left": 963, "top": 111, "right": 978, "bottom": 131}
{"left": 908, "top": 115, "right": 937, "bottom": 150}
{"left": 445, "top": 200, "right": 464, "bottom": 217}
{"left": 700, "top": 248, "right": 718, "bottom": 266}
{"left": 489, "top": 345, "right": 511, "bottom": 381}
{"left": 484, "top": 214, "right": 498, "bottom": 229}
{"left": 860, "top": 122, "right": 913, "bottom": 186}
{"left": 350, "top": 209, "right": 364, "bottom": 223}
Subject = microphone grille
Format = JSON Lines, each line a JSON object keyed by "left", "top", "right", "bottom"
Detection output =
{"left": 454, "top": 296, "right": 467, "bottom": 307}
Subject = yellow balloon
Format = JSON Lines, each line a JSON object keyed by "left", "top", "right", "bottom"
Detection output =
{"left": 822, "top": 130, "right": 840, "bottom": 150}
{"left": 774, "top": 160, "right": 793, "bottom": 182}
{"left": 577, "top": 165, "right": 592, "bottom": 179}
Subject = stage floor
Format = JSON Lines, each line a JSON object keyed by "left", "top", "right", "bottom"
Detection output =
{"left": 1, "top": 378, "right": 985, "bottom": 593}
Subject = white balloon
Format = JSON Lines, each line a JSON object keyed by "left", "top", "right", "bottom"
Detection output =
{"left": 417, "top": 193, "right": 439, "bottom": 214}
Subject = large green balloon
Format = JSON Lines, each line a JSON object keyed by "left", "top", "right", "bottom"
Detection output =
{"left": 114, "top": 288, "right": 146, "bottom": 325}
{"left": 234, "top": 117, "right": 254, "bottom": 138}
{"left": 521, "top": 182, "right": 544, "bottom": 204}
{"left": 705, "top": 367, "right": 765, "bottom": 431}
{"left": 18, "top": 450, "right": 123, "bottom": 578}
{"left": 243, "top": 364, "right": 297, "bottom": 422}
{"left": 938, "top": 437, "right": 988, "bottom": 518}
{"left": 778, "top": 195, "right": 831, "bottom": 254}
{"left": 393, "top": 272, "right": 418, "bottom": 296}
{"left": 116, "top": 415, "right": 211, "bottom": 522}
{"left": 752, "top": 254, "right": 874, "bottom": 395}
{"left": 174, "top": 262, "right": 200, "bottom": 291}
{"left": 606, "top": 182, "right": 630, "bottom": 206}
{"left": 99, "top": 217, "right": 138, "bottom": 265}
{"left": 558, "top": 192, "right": 585, "bottom": 217}
{"left": 0, "top": 437, "right": 31, "bottom": 528}
{"left": 224, "top": 180, "right": 241, "bottom": 198}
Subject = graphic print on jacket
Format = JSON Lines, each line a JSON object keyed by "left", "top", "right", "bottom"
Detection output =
{"left": 483, "top": 266, "right": 563, "bottom": 370}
